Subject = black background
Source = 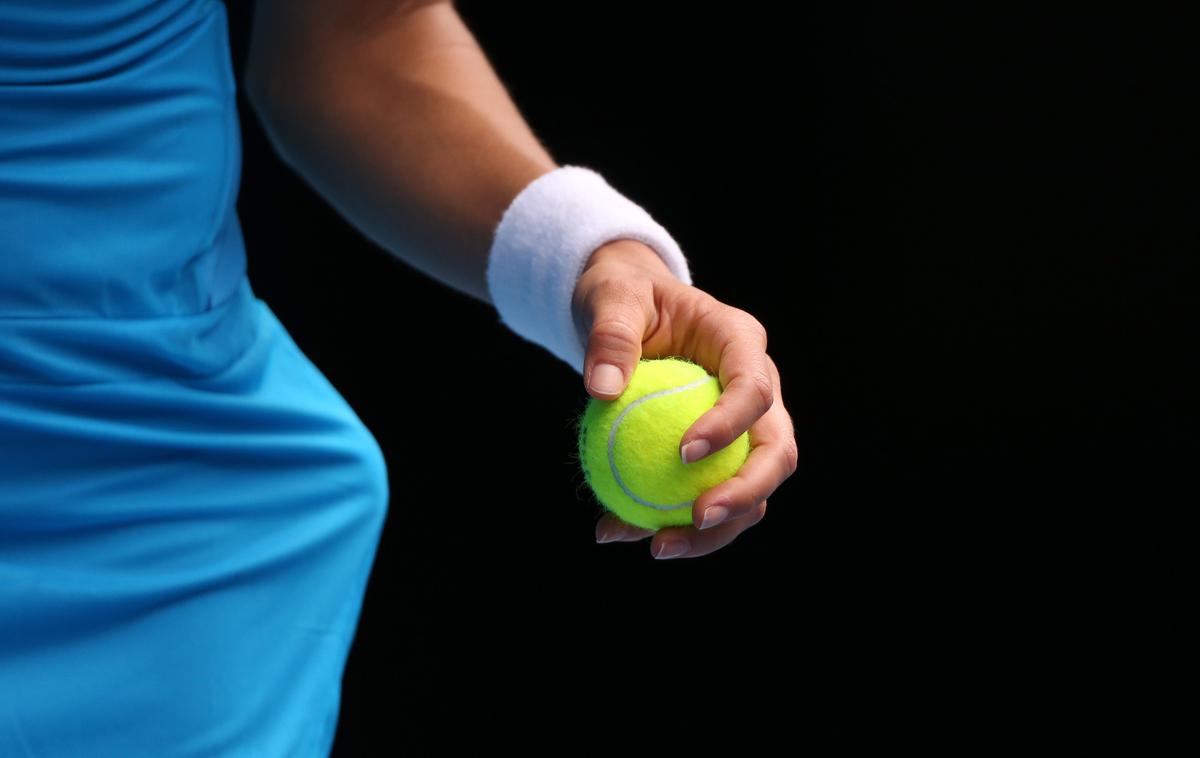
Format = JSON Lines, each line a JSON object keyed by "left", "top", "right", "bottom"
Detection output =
{"left": 224, "top": 2, "right": 1190, "bottom": 752}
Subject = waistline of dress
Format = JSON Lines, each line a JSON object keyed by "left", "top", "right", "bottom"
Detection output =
{"left": 0, "top": 275, "right": 263, "bottom": 387}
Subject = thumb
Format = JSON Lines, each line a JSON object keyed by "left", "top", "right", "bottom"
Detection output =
{"left": 581, "top": 291, "right": 648, "bottom": 401}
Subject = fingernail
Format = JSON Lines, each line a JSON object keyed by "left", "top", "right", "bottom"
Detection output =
{"left": 596, "top": 528, "right": 620, "bottom": 543}
{"left": 681, "top": 439, "right": 711, "bottom": 464}
{"left": 589, "top": 363, "right": 624, "bottom": 395}
{"left": 654, "top": 540, "right": 688, "bottom": 560}
{"left": 700, "top": 505, "right": 729, "bottom": 530}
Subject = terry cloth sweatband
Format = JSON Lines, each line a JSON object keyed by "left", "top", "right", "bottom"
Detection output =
{"left": 485, "top": 164, "right": 693, "bottom": 375}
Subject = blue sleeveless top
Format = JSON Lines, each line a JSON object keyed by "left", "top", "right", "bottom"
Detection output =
{"left": 0, "top": 0, "right": 252, "bottom": 383}
{"left": 0, "top": 3, "right": 390, "bottom": 755}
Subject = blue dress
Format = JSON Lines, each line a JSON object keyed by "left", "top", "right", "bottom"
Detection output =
{"left": 0, "top": 2, "right": 390, "bottom": 755}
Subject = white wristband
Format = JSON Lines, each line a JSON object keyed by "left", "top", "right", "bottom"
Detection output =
{"left": 485, "top": 164, "right": 693, "bottom": 374}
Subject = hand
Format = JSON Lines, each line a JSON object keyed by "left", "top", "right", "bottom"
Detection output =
{"left": 571, "top": 239, "right": 798, "bottom": 559}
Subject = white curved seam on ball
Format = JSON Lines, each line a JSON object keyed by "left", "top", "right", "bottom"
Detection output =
{"left": 607, "top": 375, "right": 715, "bottom": 511}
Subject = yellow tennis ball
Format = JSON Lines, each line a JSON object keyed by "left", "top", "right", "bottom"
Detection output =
{"left": 577, "top": 357, "right": 751, "bottom": 531}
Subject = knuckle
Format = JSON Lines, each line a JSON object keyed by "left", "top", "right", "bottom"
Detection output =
{"left": 710, "top": 301, "right": 743, "bottom": 332}
{"left": 710, "top": 313, "right": 741, "bottom": 349}
{"left": 748, "top": 317, "right": 769, "bottom": 346}
{"left": 589, "top": 317, "right": 641, "bottom": 348}
{"left": 587, "top": 293, "right": 644, "bottom": 353}
{"left": 674, "top": 288, "right": 707, "bottom": 318}
{"left": 748, "top": 369, "right": 775, "bottom": 414}
{"left": 782, "top": 439, "right": 800, "bottom": 476}
{"left": 730, "top": 307, "right": 768, "bottom": 343}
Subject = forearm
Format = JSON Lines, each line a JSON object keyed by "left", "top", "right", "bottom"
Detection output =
{"left": 244, "top": 0, "right": 559, "bottom": 303}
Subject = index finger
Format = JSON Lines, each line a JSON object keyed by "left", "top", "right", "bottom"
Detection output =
{"left": 678, "top": 307, "right": 773, "bottom": 464}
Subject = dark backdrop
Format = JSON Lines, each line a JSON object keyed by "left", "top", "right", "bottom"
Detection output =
{"left": 223, "top": 2, "right": 1187, "bottom": 752}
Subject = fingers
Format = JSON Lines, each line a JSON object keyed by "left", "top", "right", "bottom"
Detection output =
{"left": 577, "top": 276, "right": 656, "bottom": 401}
{"left": 580, "top": 277, "right": 797, "bottom": 560}
{"left": 692, "top": 358, "right": 797, "bottom": 529}
{"left": 678, "top": 306, "right": 774, "bottom": 464}
{"left": 650, "top": 500, "right": 768, "bottom": 559}
{"left": 594, "top": 512, "right": 656, "bottom": 543}
{"left": 594, "top": 502, "right": 769, "bottom": 558}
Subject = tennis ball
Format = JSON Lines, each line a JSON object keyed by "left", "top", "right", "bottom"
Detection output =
{"left": 577, "top": 357, "right": 751, "bottom": 531}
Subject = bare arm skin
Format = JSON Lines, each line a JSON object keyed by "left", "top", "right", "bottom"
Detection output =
{"left": 244, "top": 0, "right": 798, "bottom": 559}
{"left": 245, "top": 0, "right": 560, "bottom": 303}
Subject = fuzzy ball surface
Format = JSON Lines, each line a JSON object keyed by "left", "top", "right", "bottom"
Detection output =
{"left": 577, "top": 357, "right": 751, "bottom": 530}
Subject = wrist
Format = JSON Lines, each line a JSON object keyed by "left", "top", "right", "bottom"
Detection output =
{"left": 582, "top": 239, "right": 675, "bottom": 277}
{"left": 485, "top": 164, "right": 692, "bottom": 374}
